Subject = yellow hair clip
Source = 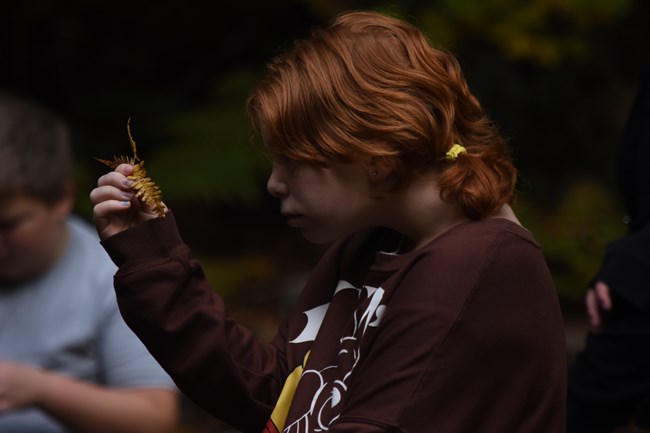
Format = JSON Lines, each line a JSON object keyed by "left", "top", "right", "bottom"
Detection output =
{"left": 445, "top": 143, "right": 467, "bottom": 162}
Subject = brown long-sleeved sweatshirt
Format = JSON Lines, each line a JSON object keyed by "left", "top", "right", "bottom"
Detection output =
{"left": 102, "top": 213, "right": 566, "bottom": 433}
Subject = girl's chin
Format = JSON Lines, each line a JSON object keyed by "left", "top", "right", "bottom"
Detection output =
{"left": 299, "top": 228, "right": 335, "bottom": 245}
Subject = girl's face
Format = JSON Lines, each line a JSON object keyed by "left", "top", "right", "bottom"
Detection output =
{"left": 266, "top": 153, "right": 376, "bottom": 244}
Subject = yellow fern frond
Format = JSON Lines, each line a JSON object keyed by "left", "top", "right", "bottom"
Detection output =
{"left": 95, "top": 118, "right": 166, "bottom": 218}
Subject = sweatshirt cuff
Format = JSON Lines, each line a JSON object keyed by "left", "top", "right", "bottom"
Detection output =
{"left": 101, "top": 211, "right": 185, "bottom": 270}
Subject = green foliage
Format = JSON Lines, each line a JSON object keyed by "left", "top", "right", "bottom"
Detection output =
{"left": 145, "top": 70, "right": 270, "bottom": 207}
{"left": 331, "top": 0, "right": 635, "bottom": 66}
{"left": 196, "top": 253, "right": 278, "bottom": 300}
{"left": 515, "top": 177, "right": 627, "bottom": 302}
{"left": 445, "top": 0, "right": 632, "bottom": 65}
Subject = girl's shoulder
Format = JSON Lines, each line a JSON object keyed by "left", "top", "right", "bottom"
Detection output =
{"left": 364, "top": 217, "right": 550, "bottom": 298}
{"left": 376, "top": 218, "right": 541, "bottom": 270}
{"left": 424, "top": 217, "right": 544, "bottom": 273}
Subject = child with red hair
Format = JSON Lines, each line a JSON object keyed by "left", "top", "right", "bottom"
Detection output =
{"left": 91, "top": 10, "right": 566, "bottom": 433}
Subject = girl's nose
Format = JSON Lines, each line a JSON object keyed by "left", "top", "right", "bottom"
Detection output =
{"left": 267, "top": 167, "right": 289, "bottom": 198}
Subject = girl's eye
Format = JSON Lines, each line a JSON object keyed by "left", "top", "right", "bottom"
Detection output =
{"left": 271, "top": 153, "right": 299, "bottom": 172}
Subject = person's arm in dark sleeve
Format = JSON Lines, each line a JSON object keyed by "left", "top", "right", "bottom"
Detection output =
{"left": 102, "top": 212, "right": 287, "bottom": 433}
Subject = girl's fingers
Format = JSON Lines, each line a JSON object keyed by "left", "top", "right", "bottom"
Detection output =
{"left": 96, "top": 165, "right": 134, "bottom": 189}
{"left": 115, "top": 163, "right": 135, "bottom": 176}
{"left": 92, "top": 199, "right": 132, "bottom": 220}
{"left": 89, "top": 185, "right": 134, "bottom": 207}
{"left": 97, "top": 171, "right": 131, "bottom": 189}
{"left": 90, "top": 165, "right": 141, "bottom": 240}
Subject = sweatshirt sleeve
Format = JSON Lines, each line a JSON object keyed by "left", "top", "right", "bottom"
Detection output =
{"left": 101, "top": 212, "right": 286, "bottom": 433}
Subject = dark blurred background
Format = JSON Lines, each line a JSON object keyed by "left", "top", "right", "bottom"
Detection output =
{"left": 2, "top": 0, "right": 649, "bottom": 431}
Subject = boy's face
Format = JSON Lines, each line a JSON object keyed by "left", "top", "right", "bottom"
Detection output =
{"left": 0, "top": 192, "right": 72, "bottom": 285}
{"left": 266, "top": 153, "right": 377, "bottom": 244}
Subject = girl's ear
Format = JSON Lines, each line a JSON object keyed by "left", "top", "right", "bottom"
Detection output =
{"left": 367, "top": 157, "right": 395, "bottom": 183}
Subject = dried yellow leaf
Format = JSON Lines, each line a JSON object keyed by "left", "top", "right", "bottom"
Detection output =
{"left": 95, "top": 118, "right": 166, "bottom": 218}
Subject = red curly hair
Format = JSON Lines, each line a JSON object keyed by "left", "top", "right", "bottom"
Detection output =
{"left": 246, "top": 11, "right": 517, "bottom": 220}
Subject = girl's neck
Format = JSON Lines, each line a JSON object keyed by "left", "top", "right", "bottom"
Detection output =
{"left": 370, "top": 172, "right": 521, "bottom": 254}
{"left": 379, "top": 173, "right": 468, "bottom": 253}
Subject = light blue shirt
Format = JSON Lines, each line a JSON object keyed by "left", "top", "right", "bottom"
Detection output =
{"left": 0, "top": 216, "right": 175, "bottom": 432}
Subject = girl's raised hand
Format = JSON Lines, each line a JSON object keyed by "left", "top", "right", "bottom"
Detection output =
{"left": 89, "top": 164, "right": 163, "bottom": 240}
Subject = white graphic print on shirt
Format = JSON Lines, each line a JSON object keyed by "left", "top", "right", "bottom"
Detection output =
{"left": 283, "top": 280, "right": 386, "bottom": 432}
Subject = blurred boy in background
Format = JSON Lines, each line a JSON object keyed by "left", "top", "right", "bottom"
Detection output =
{"left": 0, "top": 91, "right": 180, "bottom": 433}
